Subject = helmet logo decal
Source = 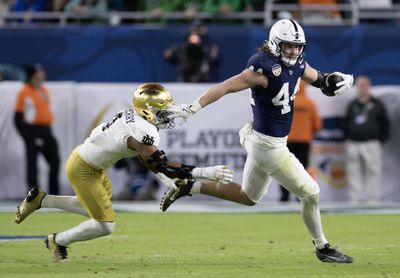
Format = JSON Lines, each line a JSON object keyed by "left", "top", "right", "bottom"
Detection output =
{"left": 272, "top": 64, "right": 282, "bottom": 76}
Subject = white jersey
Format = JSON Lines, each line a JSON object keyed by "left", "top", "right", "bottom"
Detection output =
{"left": 78, "top": 108, "right": 160, "bottom": 170}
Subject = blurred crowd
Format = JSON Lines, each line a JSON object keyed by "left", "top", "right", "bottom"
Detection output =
{"left": 0, "top": 0, "right": 264, "bottom": 24}
{"left": 1, "top": 0, "right": 398, "bottom": 26}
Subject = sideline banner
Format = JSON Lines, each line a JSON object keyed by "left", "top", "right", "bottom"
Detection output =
{"left": 1, "top": 82, "right": 399, "bottom": 202}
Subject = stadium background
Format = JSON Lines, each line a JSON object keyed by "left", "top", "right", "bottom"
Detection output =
{"left": 0, "top": 8, "right": 400, "bottom": 203}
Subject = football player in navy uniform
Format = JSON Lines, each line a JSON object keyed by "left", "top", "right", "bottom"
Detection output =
{"left": 162, "top": 19, "right": 354, "bottom": 263}
{"left": 15, "top": 83, "right": 233, "bottom": 262}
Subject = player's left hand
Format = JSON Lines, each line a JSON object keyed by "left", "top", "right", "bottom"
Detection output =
{"left": 333, "top": 72, "right": 354, "bottom": 96}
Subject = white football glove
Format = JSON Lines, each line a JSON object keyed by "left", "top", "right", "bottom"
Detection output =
{"left": 332, "top": 72, "right": 354, "bottom": 96}
{"left": 167, "top": 101, "right": 202, "bottom": 126}
{"left": 192, "top": 165, "right": 234, "bottom": 184}
{"left": 155, "top": 173, "right": 178, "bottom": 189}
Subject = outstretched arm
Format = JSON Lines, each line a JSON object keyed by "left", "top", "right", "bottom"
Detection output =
{"left": 127, "top": 136, "right": 233, "bottom": 184}
{"left": 197, "top": 69, "right": 268, "bottom": 108}
{"left": 127, "top": 136, "right": 190, "bottom": 179}
{"left": 169, "top": 69, "right": 267, "bottom": 123}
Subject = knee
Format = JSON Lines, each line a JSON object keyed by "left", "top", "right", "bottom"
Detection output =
{"left": 99, "top": 221, "right": 116, "bottom": 235}
{"left": 300, "top": 193, "right": 319, "bottom": 207}
{"left": 92, "top": 220, "right": 116, "bottom": 236}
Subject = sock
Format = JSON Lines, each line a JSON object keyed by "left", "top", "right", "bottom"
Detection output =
{"left": 41, "top": 195, "right": 88, "bottom": 217}
{"left": 300, "top": 194, "right": 328, "bottom": 249}
{"left": 55, "top": 219, "right": 115, "bottom": 246}
{"left": 189, "top": 181, "right": 201, "bottom": 194}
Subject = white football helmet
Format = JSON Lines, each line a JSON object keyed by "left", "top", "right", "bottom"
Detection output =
{"left": 268, "top": 19, "right": 306, "bottom": 66}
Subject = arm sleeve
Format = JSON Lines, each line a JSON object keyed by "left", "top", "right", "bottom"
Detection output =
{"left": 14, "top": 90, "right": 28, "bottom": 136}
{"left": 14, "top": 112, "right": 25, "bottom": 133}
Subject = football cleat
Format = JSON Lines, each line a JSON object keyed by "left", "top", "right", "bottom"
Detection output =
{"left": 44, "top": 233, "right": 68, "bottom": 262}
{"left": 160, "top": 178, "right": 196, "bottom": 212}
{"left": 316, "top": 243, "right": 353, "bottom": 263}
{"left": 15, "top": 187, "right": 46, "bottom": 224}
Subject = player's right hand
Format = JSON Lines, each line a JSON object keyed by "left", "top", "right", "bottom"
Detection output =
{"left": 166, "top": 104, "right": 192, "bottom": 125}
{"left": 332, "top": 72, "right": 354, "bottom": 96}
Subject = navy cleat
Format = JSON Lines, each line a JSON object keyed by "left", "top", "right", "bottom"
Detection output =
{"left": 160, "top": 178, "right": 196, "bottom": 212}
{"left": 316, "top": 243, "right": 353, "bottom": 263}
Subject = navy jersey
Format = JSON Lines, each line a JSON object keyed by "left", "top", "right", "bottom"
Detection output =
{"left": 247, "top": 51, "right": 306, "bottom": 137}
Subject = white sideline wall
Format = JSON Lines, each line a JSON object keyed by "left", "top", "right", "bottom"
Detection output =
{"left": 1, "top": 82, "right": 399, "bottom": 202}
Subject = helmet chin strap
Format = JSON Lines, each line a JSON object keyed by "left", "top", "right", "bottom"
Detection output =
{"left": 279, "top": 43, "right": 304, "bottom": 67}
{"left": 280, "top": 55, "right": 298, "bottom": 67}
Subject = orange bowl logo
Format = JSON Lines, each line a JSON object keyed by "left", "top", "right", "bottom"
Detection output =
{"left": 272, "top": 64, "right": 282, "bottom": 77}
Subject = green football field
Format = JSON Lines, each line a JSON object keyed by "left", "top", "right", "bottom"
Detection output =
{"left": 1, "top": 212, "right": 400, "bottom": 278}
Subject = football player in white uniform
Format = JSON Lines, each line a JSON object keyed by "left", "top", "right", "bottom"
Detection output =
{"left": 15, "top": 83, "right": 233, "bottom": 262}
{"left": 161, "top": 19, "right": 353, "bottom": 263}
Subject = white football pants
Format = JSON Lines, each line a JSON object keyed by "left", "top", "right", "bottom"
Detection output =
{"left": 239, "top": 122, "right": 327, "bottom": 248}
{"left": 239, "top": 122, "right": 320, "bottom": 203}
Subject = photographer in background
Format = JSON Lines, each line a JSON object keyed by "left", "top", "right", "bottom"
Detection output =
{"left": 14, "top": 64, "right": 60, "bottom": 195}
{"left": 164, "top": 26, "right": 219, "bottom": 82}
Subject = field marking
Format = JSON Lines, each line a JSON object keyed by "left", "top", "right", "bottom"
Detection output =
{"left": 1, "top": 201, "right": 400, "bottom": 214}
{"left": 0, "top": 235, "right": 128, "bottom": 242}
{"left": 0, "top": 235, "right": 45, "bottom": 241}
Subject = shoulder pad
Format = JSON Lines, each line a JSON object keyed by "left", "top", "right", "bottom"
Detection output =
{"left": 246, "top": 52, "right": 277, "bottom": 77}
{"left": 132, "top": 116, "right": 160, "bottom": 146}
